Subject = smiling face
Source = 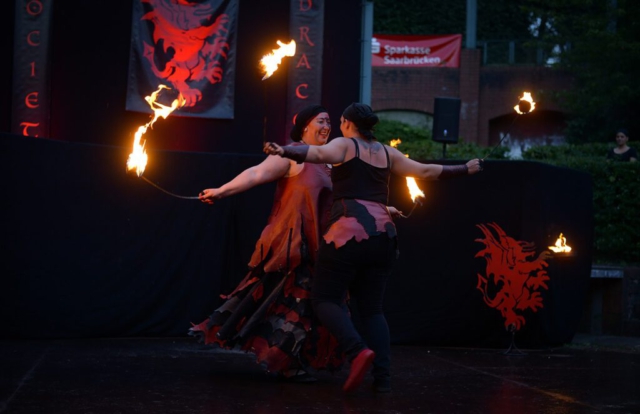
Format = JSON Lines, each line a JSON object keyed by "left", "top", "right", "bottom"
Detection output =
{"left": 301, "top": 112, "right": 331, "bottom": 146}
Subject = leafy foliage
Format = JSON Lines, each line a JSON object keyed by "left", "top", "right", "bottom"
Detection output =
{"left": 373, "top": 0, "right": 466, "bottom": 36}
{"left": 522, "top": 0, "right": 640, "bottom": 143}
{"left": 377, "top": 118, "right": 640, "bottom": 264}
{"left": 374, "top": 119, "right": 504, "bottom": 160}
{"left": 373, "top": 0, "right": 640, "bottom": 144}
{"left": 523, "top": 142, "right": 640, "bottom": 264}
{"left": 373, "top": 0, "right": 532, "bottom": 40}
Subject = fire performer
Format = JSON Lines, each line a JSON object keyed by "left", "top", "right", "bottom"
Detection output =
{"left": 264, "top": 103, "right": 482, "bottom": 393}
{"left": 190, "top": 105, "right": 343, "bottom": 382}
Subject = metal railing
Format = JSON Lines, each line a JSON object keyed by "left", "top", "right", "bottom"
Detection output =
{"left": 478, "top": 40, "right": 553, "bottom": 66}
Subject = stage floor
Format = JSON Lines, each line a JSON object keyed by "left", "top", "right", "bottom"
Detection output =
{"left": 1, "top": 337, "right": 638, "bottom": 414}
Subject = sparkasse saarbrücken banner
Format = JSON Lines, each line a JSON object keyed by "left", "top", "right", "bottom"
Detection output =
{"left": 372, "top": 34, "right": 462, "bottom": 68}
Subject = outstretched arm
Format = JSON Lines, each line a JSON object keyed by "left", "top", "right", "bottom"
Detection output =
{"left": 199, "top": 155, "right": 291, "bottom": 204}
{"left": 387, "top": 146, "right": 482, "bottom": 179}
{"left": 264, "top": 138, "right": 351, "bottom": 165}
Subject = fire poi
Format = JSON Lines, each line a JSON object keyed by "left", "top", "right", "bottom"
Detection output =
{"left": 485, "top": 91, "right": 537, "bottom": 160}
{"left": 260, "top": 40, "right": 296, "bottom": 80}
{"left": 514, "top": 92, "right": 536, "bottom": 115}
{"left": 390, "top": 139, "right": 425, "bottom": 218}
{"left": 259, "top": 40, "right": 296, "bottom": 144}
{"left": 126, "top": 85, "right": 199, "bottom": 200}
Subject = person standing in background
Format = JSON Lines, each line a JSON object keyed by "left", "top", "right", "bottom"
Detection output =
{"left": 607, "top": 128, "right": 637, "bottom": 162}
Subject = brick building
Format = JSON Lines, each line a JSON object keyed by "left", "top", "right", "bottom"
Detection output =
{"left": 371, "top": 49, "right": 573, "bottom": 152}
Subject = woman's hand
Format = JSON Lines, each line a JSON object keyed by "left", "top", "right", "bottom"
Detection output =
{"left": 199, "top": 188, "right": 221, "bottom": 204}
{"left": 264, "top": 142, "right": 284, "bottom": 156}
{"left": 387, "top": 206, "right": 403, "bottom": 219}
{"left": 466, "top": 158, "right": 484, "bottom": 174}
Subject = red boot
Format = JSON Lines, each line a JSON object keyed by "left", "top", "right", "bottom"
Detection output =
{"left": 343, "top": 349, "right": 375, "bottom": 392}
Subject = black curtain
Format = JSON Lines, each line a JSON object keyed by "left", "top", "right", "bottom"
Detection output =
{"left": 2, "top": 134, "right": 593, "bottom": 348}
{"left": 1, "top": 134, "right": 273, "bottom": 338}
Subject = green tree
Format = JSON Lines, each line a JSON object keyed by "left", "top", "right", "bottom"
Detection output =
{"left": 374, "top": 0, "right": 640, "bottom": 143}
{"left": 373, "top": 0, "right": 532, "bottom": 40}
{"left": 522, "top": 0, "right": 640, "bottom": 143}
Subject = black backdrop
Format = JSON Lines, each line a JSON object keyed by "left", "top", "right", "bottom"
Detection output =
{"left": 1, "top": 134, "right": 594, "bottom": 348}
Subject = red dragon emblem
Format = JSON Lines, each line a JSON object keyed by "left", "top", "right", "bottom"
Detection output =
{"left": 141, "top": 0, "right": 232, "bottom": 107}
{"left": 475, "top": 222, "right": 550, "bottom": 331}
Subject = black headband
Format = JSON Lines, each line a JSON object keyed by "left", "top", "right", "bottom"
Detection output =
{"left": 290, "top": 105, "right": 328, "bottom": 141}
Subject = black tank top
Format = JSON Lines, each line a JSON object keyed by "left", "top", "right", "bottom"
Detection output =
{"left": 331, "top": 138, "right": 390, "bottom": 205}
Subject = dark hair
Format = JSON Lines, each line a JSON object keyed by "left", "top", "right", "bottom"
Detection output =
{"left": 342, "top": 103, "right": 379, "bottom": 141}
{"left": 290, "top": 105, "right": 328, "bottom": 141}
{"left": 616, "top": 128, "right": 629, "bottom": 137}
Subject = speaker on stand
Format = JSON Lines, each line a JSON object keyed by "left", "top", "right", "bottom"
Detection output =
{"left": 432, "top": 97, "right": 461, "bottom": 159}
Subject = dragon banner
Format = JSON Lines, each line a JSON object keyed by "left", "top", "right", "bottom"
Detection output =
{"left": 126, "top": 0, "right": 238, "bottom": 119}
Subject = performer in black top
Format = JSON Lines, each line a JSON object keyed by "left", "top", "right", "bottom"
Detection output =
{"left": 264, "top": 103, "right": 482, "bottom": 393}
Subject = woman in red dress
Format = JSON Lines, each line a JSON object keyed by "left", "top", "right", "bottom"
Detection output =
{"left": 190, "top": 105, "right": 342, "bottom": 381}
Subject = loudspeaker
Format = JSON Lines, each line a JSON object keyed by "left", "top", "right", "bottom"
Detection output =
{"left": 432, "top": 97, "right": 461, "bottom": 143}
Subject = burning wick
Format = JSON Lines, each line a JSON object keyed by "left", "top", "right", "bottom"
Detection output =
{"left": 401, "top": 177, "right": 425, "bottom": 218}
{"left": 514, "top": 92, "right": 536, "bottom": 115}
{"left": 260, "top": 40, "right": 296, "bottom": 80}
{"left": 260, "top": 40, "right": 296, "bottom": 145}
{"left": 549, "top": 233, "right": 572, "bottom": 253}
{"left": 126, "top": 85, "right": 198, "bottom": 200}
{"left": 390, "top": 139, "right": 425, "bottom": 218}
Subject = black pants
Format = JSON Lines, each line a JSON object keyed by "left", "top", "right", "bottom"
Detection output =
{"left": 311, "top": 233, "right": 397, "bottom": 381}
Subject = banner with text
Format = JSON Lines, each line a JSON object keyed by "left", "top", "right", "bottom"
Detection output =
{"left": 372, "top": 34, "right": 462, "bottom": 68}
{"left": 126, "top": 0, "right": 238, "bottom": 119}
{"left": 12, "top": 0, "right": 54, "bottom": 138}
{"left": 285, "top": 0, "right": 324, "bottom": 143}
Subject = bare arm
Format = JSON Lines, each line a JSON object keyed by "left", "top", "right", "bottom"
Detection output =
{"left": 199, "top": 155, "right": 291, "bottom": 204}
{"left": 387, "top": 146, "right": 443, "bottom": 179}
{"left": 387, "top": 146, "right": 483, "bottom": 179}
{"left": 264, "top": 138, "right": 351, "bottom": 165}
{"left": 264, "top": 140, "right": 482, "bottom": 178}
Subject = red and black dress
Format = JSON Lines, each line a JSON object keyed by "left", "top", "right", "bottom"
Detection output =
{"left": 189, "top": 160, "right": 344, "bottom": 373}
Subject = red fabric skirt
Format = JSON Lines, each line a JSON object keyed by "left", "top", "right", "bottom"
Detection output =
{"left": 189, "top": 258, "right": 344, "bottom": 373}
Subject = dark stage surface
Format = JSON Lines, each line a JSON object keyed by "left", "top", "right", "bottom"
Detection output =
{"left": 1, "top": 337, "right": 639, "bottom": 414}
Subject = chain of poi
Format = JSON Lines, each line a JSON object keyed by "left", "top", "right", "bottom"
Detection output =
{"left": 141, "top": 176, "right": 199, "bottom": 200}
{"left": 484, "top": 115, "right": 518, "bottom": 160}
{"left": 133, "top": 44, "right": 298, "bottom": 202}
{"left": 399, "top": 198, "right": 423, "bottom": 219}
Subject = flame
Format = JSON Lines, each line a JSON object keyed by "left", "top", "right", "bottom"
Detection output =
{"left": 390, "top": 138, "right": 402, "bottom": 148}
{"left": 126, "top": 85, "right": 185, "bottom": 177}
{"left": 514, "top": 91, "right": 536, "bottom": 114}
{"left": 406, "top": 177, "right": 425, "bottom": 202}
{"left": 260, "top": 40, "right": 296, "bottom": 80}
{"left": 389, "top": 138, "right": 424, "bottom": 202}
{"left": 548, "top": 233, "right": 572, "bottom": 253}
